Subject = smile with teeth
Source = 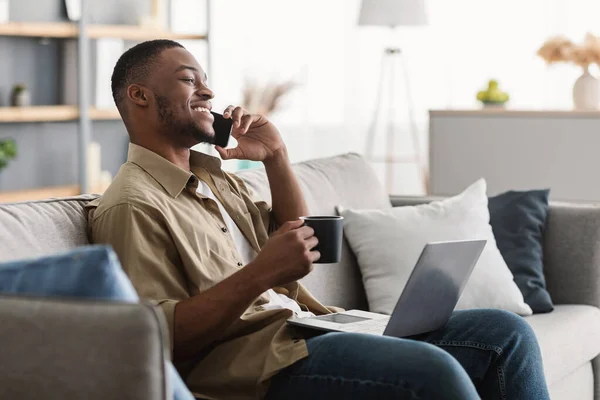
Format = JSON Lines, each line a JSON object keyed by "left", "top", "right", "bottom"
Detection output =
{"left": 192, "top": 106, "right": 210, "bottom": 113}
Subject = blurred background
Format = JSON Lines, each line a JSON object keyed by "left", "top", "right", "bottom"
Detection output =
{"left": 2, "top": 0, "right": 600, "bottom": 202}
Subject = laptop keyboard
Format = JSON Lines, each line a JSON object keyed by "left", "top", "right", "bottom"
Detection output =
{"left": 341, "top": 317, "right": 390, "bottom": 335}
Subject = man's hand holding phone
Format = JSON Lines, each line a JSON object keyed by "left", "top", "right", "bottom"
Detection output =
{"left": 213, "top": 106, "right": 286, "bottom": 164}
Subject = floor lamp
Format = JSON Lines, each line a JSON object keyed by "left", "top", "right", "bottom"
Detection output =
{"left": 359, "top": 0, "right": 428, "bottom": 193}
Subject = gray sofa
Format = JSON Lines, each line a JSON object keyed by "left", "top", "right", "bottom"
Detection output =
{"left": 1, "top": 153, "right": 600, "bottom": 399}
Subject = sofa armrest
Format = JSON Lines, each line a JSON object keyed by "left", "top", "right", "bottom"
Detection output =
{"left": 390, "top": 196, "right": 600, "bottom": 308}
{"left": 543, "top": 202, "right": 600, "bottom": 307}
{"left": 0, "top": 296, "right": 169, "bottom": 400}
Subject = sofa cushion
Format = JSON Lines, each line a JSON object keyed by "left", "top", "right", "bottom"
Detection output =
{"left": 525, "top": 305, "right": 600, "bottom": 385}
{"left": 238, "top": 153, "right": 391, "bottom": 310}
{"left": 548, "top": 363, "right": 594, "bottom": 400}
{"left": 0, "top": 245, "right": 138, "bottom": 300}
{"left": 488, "top": 189, "right": 553, "bottom": 313}
{"left": 339, "top": 178, "right": 532, "bottom": 316}
{"left": 0, "top": 195, "right": 97, "bottom": 262}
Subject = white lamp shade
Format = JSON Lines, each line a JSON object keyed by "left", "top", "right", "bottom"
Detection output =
{"left": 358, "top": 0, "right": 428, "bottom": 27}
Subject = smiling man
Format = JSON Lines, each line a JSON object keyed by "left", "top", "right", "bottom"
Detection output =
{"left": 86, "top": 40, "right": 550, "bottom": 400}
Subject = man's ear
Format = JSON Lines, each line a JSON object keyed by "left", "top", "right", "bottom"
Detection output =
{"left": 127, "top": 84, "right": 150, "bottom": 107}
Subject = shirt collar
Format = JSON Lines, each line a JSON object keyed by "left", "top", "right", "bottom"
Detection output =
{"left": 127, "top": 143, "right": 222, "bottom": 198}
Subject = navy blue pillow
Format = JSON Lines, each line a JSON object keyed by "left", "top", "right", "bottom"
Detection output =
{"left": 488, "top": 189, "right": 553, "bottom": 313}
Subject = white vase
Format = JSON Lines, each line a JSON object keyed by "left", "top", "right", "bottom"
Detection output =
{"left": 573, "top": 67, "right": 600, "bottom": 110}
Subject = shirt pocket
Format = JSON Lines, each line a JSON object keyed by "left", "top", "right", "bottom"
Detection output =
{"left": 173, "top": 210, "right": 233, "bottom": 260}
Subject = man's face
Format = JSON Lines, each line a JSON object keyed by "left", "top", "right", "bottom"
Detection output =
{"left": 148, "top": 47, "right": 215, "bottom": 146}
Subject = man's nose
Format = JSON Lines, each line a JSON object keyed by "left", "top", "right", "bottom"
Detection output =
{"left": 197, "top": 85, "right": 214, "bottom": 100}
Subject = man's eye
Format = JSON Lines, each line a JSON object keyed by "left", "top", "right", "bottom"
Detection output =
{"left": 182, "top": 78, "right": 195, "bottom": 84}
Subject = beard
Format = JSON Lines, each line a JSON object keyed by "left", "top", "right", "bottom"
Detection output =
{"left": 154, "top": 93, "right": 214, "bottom": 144}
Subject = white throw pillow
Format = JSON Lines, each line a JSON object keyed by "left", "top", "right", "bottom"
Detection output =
{"left": 339, "top": 179, "right": 532, "bottom": 316}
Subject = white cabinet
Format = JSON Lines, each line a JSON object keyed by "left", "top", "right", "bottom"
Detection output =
{"left": 429, "top": 109, "right": 600, "bottom": 202}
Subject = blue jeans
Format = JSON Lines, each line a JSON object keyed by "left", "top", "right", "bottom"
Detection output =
{"left": 267, "top": 309, "right": 550, "bottom": 400}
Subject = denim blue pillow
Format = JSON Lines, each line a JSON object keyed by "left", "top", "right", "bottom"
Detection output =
{"left": 0, "top": 245, "right": 194, "bottom": 400}
{"left": 488, "top": 190, "right": 553, "bottom": 313}
{"left": 0, "top": 245, "right": 138, "bottom": 300}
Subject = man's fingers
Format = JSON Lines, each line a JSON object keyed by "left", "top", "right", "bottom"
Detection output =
{"left": 272, "top": 219, "right": 304, "bottom": 236}
{"left": 296, "top": 226, "right": 315, "bottom": 239}
{"left": 283, "top": 219, "right": 305, "bottom": 232}
{"left": 223, "top": 105, "right": 235, "bottom": 118}
{"left": 310, "top": 250, "right": 321, "bottom": 263}
{"left": 231, "top": 107, "right": 245, "bottom": 128}
{"left": 240, "top": 114, "right": 253, "bottom": 134}
{"left": 222, "top": 105, "right": 255, "bottom": 134}
{"left": 305, "top": 236, "right": 319, "bottom": 251}
{"left": 214, "top": 146, "right": 229, "bottom": 159}
{"left": 215, "top": 145, "right": 242, "bottom": 160}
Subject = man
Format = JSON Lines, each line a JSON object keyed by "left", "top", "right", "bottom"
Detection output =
{"left": 87, "top": 40, "right": 550, "bottom": 400}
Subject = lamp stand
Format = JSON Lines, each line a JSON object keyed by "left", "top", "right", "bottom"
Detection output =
{"left": 364, "top": 45, "right": 427, "bottom": 194}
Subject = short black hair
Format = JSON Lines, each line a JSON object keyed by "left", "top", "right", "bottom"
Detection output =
{"left": 111, "top": 39, "right": 184, "bottom": 109}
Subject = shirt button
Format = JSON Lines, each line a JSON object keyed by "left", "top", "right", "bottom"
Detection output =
{"left": 237, "top": 262, "right": 243, "bottom": 267}
{"left": 221, "top": 227, "right": 228, "bottom": 233}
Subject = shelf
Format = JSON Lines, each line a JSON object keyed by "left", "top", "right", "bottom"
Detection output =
{"left": 87, "top": 25, "right": 207, "bottom": 41}
{"left": 0, "top": 183, "right": 109, "bottom": 204}
{"left": 0, "top": 22, "right": 207, "bottom": 41}
{"left": 88, "top": 108, "right": 121, "bottom": 120}
{"left": 0, "top": 106, "right": 78, "bottom": 122}
{"left": 0, "top": 22, "right": 77, "bottom": 38}
{"left": 0, "top": 106, "right": 120, "bottom": 123}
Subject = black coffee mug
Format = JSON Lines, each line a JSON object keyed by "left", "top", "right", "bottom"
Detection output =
{"left": 300, "top": 216, "right": 344, "bottom": 264}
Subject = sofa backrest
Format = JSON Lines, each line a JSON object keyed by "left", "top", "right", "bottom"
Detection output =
{"left": 0, "top": 196, "right": 97, "bottom": 262}
{"left": 0, "top": 153, "right": 390, "bottom": 310}
{"left": 238, "top": 153, "right": 391, "bottom": 310}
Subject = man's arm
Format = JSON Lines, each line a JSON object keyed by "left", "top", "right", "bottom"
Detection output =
{"left": 264, "top": 147, "right": 309, "bottom": 225}
{"left": 216, "top": 107, "right": 309, "bottom": 225}
{"left": 174, "top": 220, "right": 318, "bottom": 361}
{"left": 175, "top": 219, "right": 320, "bottom": 362}
{"left": 90, "top": 204, "right": 318, "bottom": 362}
{"left": 173, "top": 263, "right": 268, "bottom": 361}
{"left": 90, "top": 204, "right": 263, "bottom": 361}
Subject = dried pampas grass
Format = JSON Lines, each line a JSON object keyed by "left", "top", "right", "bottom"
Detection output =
{"left": 538, "top": 33, "right": 600, "bottom": 69}
{"left": 242, "top": 79, "right": 297, "bottom": 116}
{"left": 538, "top": 35, "right": 574, "bottom": 64}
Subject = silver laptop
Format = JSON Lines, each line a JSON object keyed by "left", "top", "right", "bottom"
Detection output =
{"left": 288, "top": 239, "right": 487, "bottom": 338}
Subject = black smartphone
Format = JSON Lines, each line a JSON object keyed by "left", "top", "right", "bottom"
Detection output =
{"left": 211, "top": 112, "right": 233, "bottom": 148}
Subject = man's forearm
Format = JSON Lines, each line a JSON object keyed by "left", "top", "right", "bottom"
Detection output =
{"left": 264, "top": 147, "right": 309, "bottom": 224}
{"left": 172, "top": 264, "right": 268, "bottom": 362}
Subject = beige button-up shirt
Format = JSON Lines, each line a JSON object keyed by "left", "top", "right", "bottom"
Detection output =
{"left": 86, "top": 143, "right": 335, "bottom": 400}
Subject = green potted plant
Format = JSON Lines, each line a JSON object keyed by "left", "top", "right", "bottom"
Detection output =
{"left": 10, "top": 83, "right": 31, "bottom": 107}
{"left": 0, "top": 139, "right": 17, "bottom": 175}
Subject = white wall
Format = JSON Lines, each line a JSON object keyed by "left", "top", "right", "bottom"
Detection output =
{"left": 174, "top": 0, "right": 600, "bottom": 194}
